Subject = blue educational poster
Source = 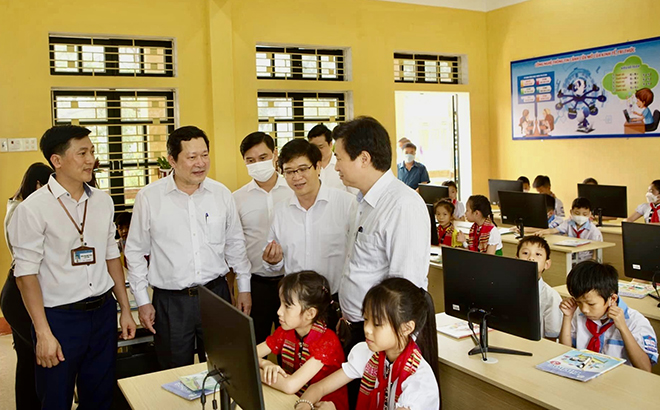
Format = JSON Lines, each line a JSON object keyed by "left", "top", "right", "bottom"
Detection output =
{"left": 511, "top": 37, "right": 660, "bottom": 140}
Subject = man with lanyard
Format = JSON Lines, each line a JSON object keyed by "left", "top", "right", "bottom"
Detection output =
{"left": 126, "top": 126, "right": 252, "bottom": 369}
{"left": 233, "top": 132, "right": 292, "bottom": 343}
{"left": 332, "top": 116, "right": 431, "bottom": 406}
{"left": 9, "top": 125, "right": 137, "bottom": 409}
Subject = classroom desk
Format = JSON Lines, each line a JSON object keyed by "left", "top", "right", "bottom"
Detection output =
{"left": 118, "top": 363, "right": 298, "bottom": 410}
{"left": 435, "top": 313, "right": 659, "bottom": 409}
{"left": 598, "top": 222, "right": 626, "bottom": 279}
{"left": 554, "top": 284, "right": 660, "bottom": 376}
{"left": 624, "top": 121, "right": 646, "bottom": 134}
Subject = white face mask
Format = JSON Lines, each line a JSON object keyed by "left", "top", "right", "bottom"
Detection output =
{"left": 646, "top": 192, "right": 658, "bottom": 204}
{"left": 404, "top": 154, "right": 415, "bottom": 163}
{"left": 246, "top": 160, "right": 275, "bottom": 182}
{"left": 572, "top": 215, "right": 589, "bottom": 226}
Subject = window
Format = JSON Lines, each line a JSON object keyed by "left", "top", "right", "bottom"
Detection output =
{"left": 394, "top": 53, "right": 460, "bottom": 84}
{"left": 257, "top": 92, "right": 346, "bottom": 148}
{"left": 256, "top": 46, "right": 345, "bottom": 81}
{"left": 51, "top": 89, "right": 176, "bottom": 211}
{"left": 49, "top": 35, "right": 174, "bottom": 77}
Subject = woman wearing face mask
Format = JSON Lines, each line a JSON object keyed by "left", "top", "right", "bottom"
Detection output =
{"left": 626, "top": 180, "right": 660, "bottom": 224}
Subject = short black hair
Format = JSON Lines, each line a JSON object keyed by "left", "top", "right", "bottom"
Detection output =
{"left": 115, "top": 212, "right": 132, "bottom": 227}
{"left": 307, "top": 124, "right": 332, "bottom": 144}
{"left": 441, "top": 180, "right": 457, "bottom": 189}
{"left": 167, "top": 126, "right": 210, "bottom": 161}
{"left": 651, "top": 180, "right": 660, "bottom": 193}
{"left": 571, "top": 197, "right": 592, "bottom": 211}
{"left": 331, "top": 116, "right": 392, "bottom": 172}
{"left": 533, "top": 175, "right": 551, "bottom": 189}
{"left": 402, "top": 142, "right": 417, "bottom": 151}
{"left": 582, "top": 177, "right": 598, "bottom": 185}
{"left": 517, "top": 176, "right": 530, "bottom": 185}
{"left": 240, "top": 131, "right": 275, "bottom": 157}
{"left": 40, "top": 125, "right": 91, "bottom": 169}
{"left": 278, "top": 138, "right": 322, "bottom": 170}
{"left": 516, "top": 235, "right": 551, "bottom": 259}
{"left": 544, "top": 194, "right": 555, "bottom": 212}
{"left": 567, "top": 260, "right": 619, "bottom": 300}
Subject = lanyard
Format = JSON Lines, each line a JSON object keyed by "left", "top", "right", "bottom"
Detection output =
{"left": 48, "top": 185, "right": 88, "bottom": 245}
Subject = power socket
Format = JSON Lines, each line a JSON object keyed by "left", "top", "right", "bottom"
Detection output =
{"left": 8, "top": 138, "right": 23, "bottom": 152}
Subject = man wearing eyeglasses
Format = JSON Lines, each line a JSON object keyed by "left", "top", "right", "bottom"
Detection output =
{"left": 262, "top": 139, "right": 356, "bottom": 303}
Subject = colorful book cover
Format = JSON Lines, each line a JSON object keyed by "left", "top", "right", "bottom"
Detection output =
{"left": 161, "top": 380, "right": 215, "bottom": 400}
{"left": 179, "top": 370, "right": 218, "bottom": 392}
{"left": 536, "top": 349, "right": 626, "bottom": 382}
{"left": 618, "top": 281, "right": 655, "bottom": 299}
{"left": 436, "top": 313, "right": 493, "bottom": 339}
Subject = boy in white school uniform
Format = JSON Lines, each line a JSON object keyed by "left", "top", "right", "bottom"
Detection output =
{"left": 533, "top": 175, "right": 565, "bottom": 217}
{"left": 233, "top": 132, "right": 292, "bottom": 343}
{"left": 536, "top": 197, "right": 602, "bottom": 265}
{"left": 560, "top": 261, "right": 657, "bottom": 371}
{"left": 516, "top": 236, "right": 562, "bottom": 340}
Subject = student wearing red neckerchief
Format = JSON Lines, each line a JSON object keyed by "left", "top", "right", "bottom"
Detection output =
{"left": 626, "top": 180, "right": 660, "bottom": 224}
{"left": 559, "top": 261, "right": 657, "bottom": 372}
{"left": 294, "top": 278, "right": 440, "bottom": 410}
{"left": 462, "top": 195, "right": 503, "bottom": 256}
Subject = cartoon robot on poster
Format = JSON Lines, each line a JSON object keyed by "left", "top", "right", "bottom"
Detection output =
{"left": 555, "top": 68, "right": 607, "bottom": 133}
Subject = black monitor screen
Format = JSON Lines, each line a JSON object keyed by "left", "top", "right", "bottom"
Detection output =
{"left": 488, "top": 179, "right": 523, "bottom": 206}
{"left": 499, "top": 191, "right": 549, "bottom": 229}
{"left": 200, "top": 286, "right": 265, "bottom": 410}
{"left": 577, "top": 183, "right": 628, "bottom": 218}
{"left": 442, "top": 247, "right": 541, "bottom": 341}
{"left": 418, "top": 184, "right": 449, "bottom": 205}
{"left": 622, "top": 222, "right": 660, "bottom": 281}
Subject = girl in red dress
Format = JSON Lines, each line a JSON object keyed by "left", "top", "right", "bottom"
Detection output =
{"left": 434, "top": 199, "right": 461, "bottom": 247}
{"left": 256, "top": 271, "right": 348, "bottom": 410}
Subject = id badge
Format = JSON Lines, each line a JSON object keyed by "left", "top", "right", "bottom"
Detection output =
{"left": 71, "top": 246, "right": 96, "bottom": 266}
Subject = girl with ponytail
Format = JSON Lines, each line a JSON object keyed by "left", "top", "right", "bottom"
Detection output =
{"left": 464, "top": 194, "right": 503, "bottom": 256}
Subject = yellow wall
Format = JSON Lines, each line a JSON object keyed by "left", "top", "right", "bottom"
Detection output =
{"left": 0, "top": 0, "right": 492, "bottom": 300}
{"left": 487, "top": 0, "right": 660, "bottom": 214}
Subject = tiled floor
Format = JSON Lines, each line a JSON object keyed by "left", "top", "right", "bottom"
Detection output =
{"left": 0, "top": 334, "right": 17, "bottom": 409}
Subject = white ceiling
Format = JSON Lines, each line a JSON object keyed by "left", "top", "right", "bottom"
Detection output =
{"left": 376, "top": 0, "right": 531, "bottom": 12}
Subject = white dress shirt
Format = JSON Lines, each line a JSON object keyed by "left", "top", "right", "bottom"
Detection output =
{"left": 342, "top": 342, "right": 440, "bottom": 410}
{"left": 8, "top": 175, "right": 119, "bottom": 308}
{"left": 263, "top": 184, "right": 356, "bottom": 293}
{"left": 4, "top": 199, "right": 19, "bottom": 255}
{"left": 126, "top": 173, "right": 251, "bottom": 307}
{"left": 320, "top": 156, "right": 359, "bottom": 194}
{"left": 539, "top": 278, "right": 562, "bottom": 339}
{"left": 233, "top": 176, "right": 292, "bottom": 277}
{"left": 556, "top": 219, "right": 603, "bottom": 263}
{"left": 339, "top": 171, "right": 430, "bottom": 322}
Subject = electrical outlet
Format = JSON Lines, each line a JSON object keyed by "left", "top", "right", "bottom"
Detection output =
{"left": 0, "top": 138, "right": 7, "bottom": 152}
{"left": 8, "top": 138, "right": 23, "bottom": 152}
{"left": 24, "top": 138, "right": 38, "bottom": 151}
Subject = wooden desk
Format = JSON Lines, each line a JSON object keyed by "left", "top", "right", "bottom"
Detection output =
{"left": 118, "top": 363, "right": 298, "bottom": 410}
{"left": 435, "top": 313, "right": 659, "bottom": 409}
{"left": 554, "top": 284, "right": 660, "bottom": 376}
{"left": 624, "top": 121, "right": 646, "bottom": 134}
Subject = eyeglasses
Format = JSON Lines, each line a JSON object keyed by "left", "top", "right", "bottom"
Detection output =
{"left": 283, "top": 164, "right": 314, "bottom": 178}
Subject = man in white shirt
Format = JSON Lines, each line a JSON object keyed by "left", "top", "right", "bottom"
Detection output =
{"left": 262, "top": 139, "right": 356, "bottom": 299}
{"left": 307, "top": 123, "right": 357, "bottom": 194}
{"left": 233, "top": 132, "right": 292, "bottom": 343}
{"left": 9, "top": 126, "right": 136, "bottom": 410}
{"left": 125, "top": 126, "right": 252, "bottom": 369}
{"left": 332, "top": 116, "right": 431, "bottom": 349}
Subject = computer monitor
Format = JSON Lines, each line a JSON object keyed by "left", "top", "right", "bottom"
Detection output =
{"left": 418, "top": 184, "right": 449, "bottom": 205}
{"left": 488, "top": 179, "right": 523, "bottom": 206}
{"left": 577, "top": 183, "right": 628, "bottom": 226}
{"left": 427, "top": 204, "right": 439, "bottom": 246}
{"left": 499, "top": 191, "right": 548, "bottom": 238}
{"left": 622, "top": 222, "right": 660, "bottom": 284}
{"left": 442, "top": 247, "right": 541, "bottom": 360}
{"left": 200, "top": 285, "right": 265, "bottom": 410}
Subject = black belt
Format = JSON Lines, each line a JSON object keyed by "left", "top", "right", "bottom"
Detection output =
{"left": 52, "top": 290, "right": 113, "bottom": 311}
{"left": 154, "top": 275, "right": 226, "bottom": 296}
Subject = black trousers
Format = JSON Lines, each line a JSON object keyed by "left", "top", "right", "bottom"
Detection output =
{"left": 249, "top": 275, "right": 283, "bottom": 344}
{"left": 0, "top": 270, "right": 40, "bottom": 410}
{"left": 152, "top": 276, "right": 230, "bottom": 370}
{"left": 344, "top": 320, "right": 365, "bottom": 410}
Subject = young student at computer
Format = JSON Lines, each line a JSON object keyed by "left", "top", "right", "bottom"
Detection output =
{"left": 294, "top": 278, "right": 440, "bottom": 410}
{"left": 516, "top": 236, "right": 562, "bottom": 340}
{"left": 559, "top": 261, "right": 658, "bottom": 372}
{"left": 514, "top": 194, "right": 564, "bottom": 236}
{"left": 533, "top": 175, "right": 565, "bottom": 217}
{"left": 434, "top": 198, "right": 463, "bottom": 247}
{"left": 441, "top": 180, "right": 465, "bottom": 220}
{"left": 257, "top": 271, "right": 348, "bottom": 410}
{"left": 536, "top": 197, "right": 602, "bottom": 264}
{"left": 517, "top": 176, "right": 531, "bottom": 192}
{"left": 462, "top": 195, "right": 502, "bottom": 255}
{"left": 626, "top": 180, "right": 660, "bottom": 224}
